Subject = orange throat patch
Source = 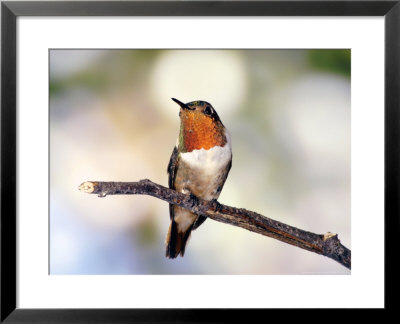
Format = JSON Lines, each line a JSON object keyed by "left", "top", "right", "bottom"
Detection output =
{"left": 180, "top": 111, "right": 226, "bottom": 152}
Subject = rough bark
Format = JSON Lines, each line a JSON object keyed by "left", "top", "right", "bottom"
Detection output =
{"left": 79, "top": 179, "right": 351, "bottom": 269}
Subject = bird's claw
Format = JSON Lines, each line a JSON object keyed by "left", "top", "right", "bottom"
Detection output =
{"left": 211, "top": 199, "right": 223, "bottom": 212}
{"left": 189, "top": 193, "right": 200, "bottom": 208}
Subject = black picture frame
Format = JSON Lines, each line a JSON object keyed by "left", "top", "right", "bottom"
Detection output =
{"left": 1, "top": 0, "right": 398, "bottom": 321}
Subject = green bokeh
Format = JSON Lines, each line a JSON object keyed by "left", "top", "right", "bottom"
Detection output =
{"left": 308, "top": 49, "right": 351, "bottom": 77}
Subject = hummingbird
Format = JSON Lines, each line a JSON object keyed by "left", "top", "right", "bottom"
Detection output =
{"left": 166, "top": 98, "right": 232, "bottom": 258}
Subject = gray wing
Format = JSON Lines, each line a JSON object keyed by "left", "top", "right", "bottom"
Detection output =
{"left": 167, "top": 146, "right": 179, "bottom": 220}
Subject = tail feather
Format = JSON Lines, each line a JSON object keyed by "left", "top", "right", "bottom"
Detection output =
{"left": 165, "top": 220, "right": 193, "bottom": 258}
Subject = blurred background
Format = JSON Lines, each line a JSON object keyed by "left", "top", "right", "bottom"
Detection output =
{"left": 49, "top": 49, "right": 350, "bottom": 275}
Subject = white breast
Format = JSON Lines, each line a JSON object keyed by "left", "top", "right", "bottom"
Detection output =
{"left": 180, "top": 131, "right": 232, "bottom": 176}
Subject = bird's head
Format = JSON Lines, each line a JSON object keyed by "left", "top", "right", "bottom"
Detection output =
{"left": 171, "top": 98, "right": 227, "bottom": 152}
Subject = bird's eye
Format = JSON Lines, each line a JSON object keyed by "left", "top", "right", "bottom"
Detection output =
{"left": 204, "top": 106, "right": 213, "bottom": 116}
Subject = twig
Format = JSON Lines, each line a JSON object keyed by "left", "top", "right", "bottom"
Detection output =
{"left": 78, "top": 179, "right": 351, "bottom": 269}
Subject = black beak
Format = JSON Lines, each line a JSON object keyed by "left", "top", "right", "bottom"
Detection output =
{"left": 171, "top": 98, "right": 193, "bottom": 110}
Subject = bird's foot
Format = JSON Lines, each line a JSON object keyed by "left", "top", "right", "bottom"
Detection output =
{"left": 189, "top": 193, "right": 200, "bottom": 208}
{"left": 211, "top": 199, "right": 223, "bottom": 212}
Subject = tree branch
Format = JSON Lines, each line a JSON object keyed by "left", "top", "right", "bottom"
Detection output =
{"left": 78, "top": 179, "right": 351, "bottom": 269}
